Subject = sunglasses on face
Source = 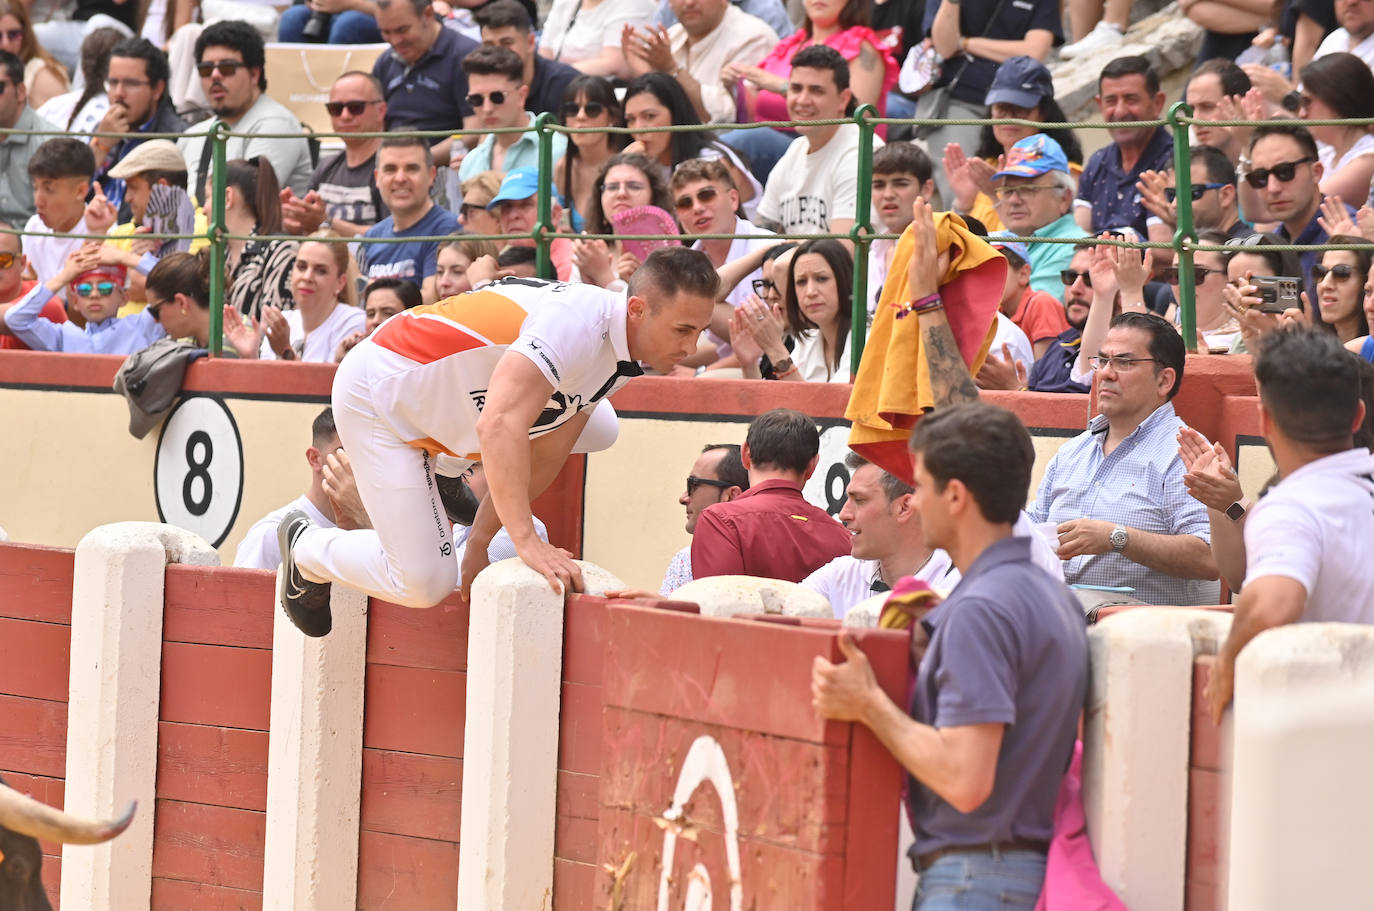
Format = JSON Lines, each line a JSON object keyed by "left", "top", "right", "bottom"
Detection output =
{"left": 1243, "top": 157, "right": 1314, "bottom": 189}
{"left": 196, "top": 59, "right": 246, "bottom": 78}
{"left": 1161, "top": 265, "right": 1222, "bottom": 283}
{"left": 466, "top": 90, "right": 509, "bottom": 108}
{"left": 1060, "top": 269, "right": 1092, "bottom": 288}
{"left": 1313, "top": 262, "right": 1358, "bottom": 282}
{"left": 0, "top": 251, "right": 17, "bottom": 269}
{"left": 674, "top": 186, "right": 719, "bottom": 211}
{"left": 325, "top": 99, "right": 382, "bottom": 116}
{"left": 1165, "top": 182, "right": 1227, "bottom": 202}
{"left": 146, "top": 297, "right": 165, "bottom": 321}
{"left": 686, "top": 475, "right": 732, "bottom": 496}
{"left": 559, "top": 100, "right": 606, "bottom": 119}
{"left": 75, "top": 281, "right": 118, "bottom": 297}
{"left": 752, "top": 278, "right": 777, "bottom": 296}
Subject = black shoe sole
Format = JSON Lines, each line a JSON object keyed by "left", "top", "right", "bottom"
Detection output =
{"left": 277, "top": 510, "right": 334, "bottom": 637}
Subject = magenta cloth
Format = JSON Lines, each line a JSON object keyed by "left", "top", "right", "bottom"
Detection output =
{"left": 1034, "top": 741, "right": 1129, "bottom": 911}
{"left": 751, "top": 27, "right": 898, "bottom": 122}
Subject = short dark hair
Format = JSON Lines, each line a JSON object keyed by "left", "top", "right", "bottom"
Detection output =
{"left": 844, "top": 450, "right": 914, "bottom": 501}
{"left": 1300, "top": 52, "right": 1374, "bottom": 121}
{"left": 628, "top": 246, "right": 720, "bottom": 304}
{"left": 791, "top": 44, "right": 850, "bottom": 94}
{"left": 461, "top": 44, "right": 524, "bottom": 82}
{"left": 1191, "top": 58, "right": 1250, "bottom": 97}
{"left": 474, "top": 0, "right": 533, "bottom": 33}
{"left": 195, "top": 20, "right": 267, "bottom": 91}
{"left": 1099, "top": 55, "right": 1159, "bottom": 96}
{"left": 363, "top": 276, "right": 422, "bottom": 310}
{"left": 1191, "top": 144, "right": 1237, "bottom": 187}
{"left": 312, "top": 407, "right": 337, "bottom": 446}
{"left": 379, "top": 134, "right": 434, "bottom": 168}
{"left": 704, "top": 443, "right": 749, "bottom": 491}
{"left": 1249, "top": 122, "right": 1320, "bottom": 161}
{"left": 746, "top": 409, "right": 820, "bottom": 474}
{"left": 110, "top": 36, "right": 169, "bottom": 87}
{"left": 908, "top": 403, "right": 1034, "bottom": 525}
{"left": 496, "top": 244, "right": 536, "bottom": 268}
{"left": 872, "top": 142, "right": 933, "bottom": 182}
{"left": 1109, "top": 311, "right": 1186, "bottom": 399}
{"left": 28, "top": 137, "right": 96, "bottom": 181}
{"left": 0, "top": 50, "right": 21, "bottom": 87}
{"left": 1256, "top": 328, "right": 1362, "bottom": 445}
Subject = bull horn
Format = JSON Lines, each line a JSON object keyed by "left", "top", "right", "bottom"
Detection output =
{"left": 0, "top": 782, "right": 135, "bottom": 845}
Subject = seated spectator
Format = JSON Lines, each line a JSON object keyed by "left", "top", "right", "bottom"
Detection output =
{"left": 457, "top": 170, "right": 503, "bottom": 236}
{"left": 178, "top": 21, "right": 314, "bottom": 197}
{"left": 0, "top": 225, "right": 66, "bottom": 349}
{"left": 36, "top": 26, "right": 120, "bottom": 137}
{"left": 474, "top": 0, "right": 578, "bottom": 117}
{"left": 358, "top": 136, "right": 460, "bottom": 302}
{"left": 0, "top": 50, "right": 59, "bottom": 228}
{"left": 538, "top": 0, "right": 656, "bottom": 80}
{"left": 104, "top": 139, "right": 206, "bottom": 273}
{"left": 621, "top": 0, "right": 777, "bottom": 125}
{"left": 661, "top": 442, "right": 749, "bottom": 594}
{"left": 674, "top": 158, "right": 773, "bottom": 306}
{"left": 278, "top": 0, "right": 383, "bottom": 44}
{"left": 3, "top": 247, "right": 163, "bottom": 353}
{"left": 732, "top": 238, "right": 854, "bottom": 383}
{"left": 1182, "top": 59, "right": 1251, "bottom": 165}
{"left": 1075, "top": 56, "right": 1173, "bottom": 238}
{"left": 141, "top": 249, "right": 249, "bottom": 352}
{"left": 991, "top": 134, "right": 1090, "bottom": 300}
{"left": 282, "top": 72, "right": 389, "bottom": 239}
{"left": 1030, "top": 311, "right": 1220, "bottom": 605}
{"left": 868, "top": 143, "right": 935, "bottom": 316}
{"left": 1026, "top": 244, "right": 1102, "bottom": 393}
{"left": 436, "top": 238, "right": 500, "bottom": 298}
{"left": 943, "top": 57, "right": 1086, "bottom": 234}
{"left": 335, "top": 275, "right": 422, "bottom": 361}
{"left": 986, "top": 233, "right": 1069, "bottom": 361}
{"left": 217, "top": 157, "right": 300, "bottom": 319}
{"left": 574, "top": 151, "right": 673, "bottom": 289}
{"left": 24, "top": 138, "right": 97, "bottom": 287}
{"left": 652, "top": 0, "right": 793, "bottom": 37}
{"left": 755, "top": 46, "right": 880, "bottom": 241}
{"left": 372, "top": 0, "right": 478, "bottom": 168}
{"left": 231, "top": 239, "right": 365, "bottom": 362}
{"left": 1311, "top": 238, "right": 1372, "bottom": 344}
{"left": 0, "top": 1, "right": 69, "bottom": 109}
{"left": 721, "top": 0, "right": 896, "bottom": 180}
{"left": 495, "top": 243, "right": 538, "bottom": 276}
{"left": 691, "top": 407, "right": 852, "bottom": 582}
{"left": 1313, "top": 0, "right": 1374, "bottom": 70}
{"left": 553, "top": 75, "right": 623, "bottom": 233}
{"left": 1169, "top": 230, "right": 1237, "bottom": 351}
{"left": 91, "top": 38, "right": 190, "bottom": 220}
{"left": 1223, "top": 232, "right": 1304, "bottom": 353}
{"left": 1207, "top": 328, "right": 1374, "bottom": 723}
{"left": 486, "top": 167, "right": 574, "bottom": 280}
{"left": 622, "top": 72, "right": 760, "bottom": 213}
{"left": 803, "top": 453, "right": 951, "bottom": 618}
{"left": 1139, "top": 145, "right": 1249, "bottom": 255}
{"left": 1297, "top": 53, "right": 1374, "bottom": 204}
{"left": 457, "top": 44, "right": 567, "bottom": 180}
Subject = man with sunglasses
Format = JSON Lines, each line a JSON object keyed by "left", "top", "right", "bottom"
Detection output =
{"left": 457, "top": 45, "right": 566, "bottom": 181}
{"left": 0, "top": 226, "right": 65, "bottom": 351}
{"left": 672, "top": 158, "right": 773, "bottom": 318}
{"left": 474, "top": 0, "right": 578, "bottom": 119}
{"left": 660, "top": 443, "right": 749, "bottom": 594}
{"left": 0, "top": 51, "right": 58, "bottom": 229}
{"left": 1138, "top": 145, "right": 1247, "bottom": 259}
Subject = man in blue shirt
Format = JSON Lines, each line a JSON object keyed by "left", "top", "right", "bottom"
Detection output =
{"left": 813, "top": 402, "right": 1088, "bottom": 911}
{"left": 359, "top": 136, "right": 459, "bottom": 304}
{"left": 1075, "top": 56, "right": 1173, "bottom": 238}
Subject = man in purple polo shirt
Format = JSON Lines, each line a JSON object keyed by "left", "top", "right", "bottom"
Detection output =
{"left": 813, "top": 402, "right": 1088, "bottom": 911}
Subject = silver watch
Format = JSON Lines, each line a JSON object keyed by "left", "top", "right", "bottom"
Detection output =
{"left": 1109, "top": 525, "right": 1129, "bottom": 552}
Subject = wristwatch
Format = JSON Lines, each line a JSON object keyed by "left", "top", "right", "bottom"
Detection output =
{"left": 1109, "top": 525, "right": 1129, "bottom": 552}
{"left": 1224, "top": 499, "right": 1248, "bottom": 522}
{"left": 772, "top": 356, "right": 794, "bottom": 373}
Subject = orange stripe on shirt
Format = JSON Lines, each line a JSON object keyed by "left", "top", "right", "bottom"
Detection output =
{"left": 425, "top": 290, "right": 528, "bottom": 345}
{"left": 372, "top": 290, "right": 530, "bottom": 364}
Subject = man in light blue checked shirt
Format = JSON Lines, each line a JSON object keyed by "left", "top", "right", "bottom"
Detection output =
{"left": 1031, "top": 312, "right": 1221, "bottom": 605}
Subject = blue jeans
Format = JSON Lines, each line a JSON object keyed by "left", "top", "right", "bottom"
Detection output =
{"left": 718, "top": 126, "right": 797, "bottom": 186}
{"left": 914, "top": 850, "right": 1046, "bottom": 910}
{"left": 278, "top": 5, "right": 382, "bottom": 43}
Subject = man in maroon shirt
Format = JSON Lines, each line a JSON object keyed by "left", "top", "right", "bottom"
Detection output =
{"left": 692, "top": 408, "right": 852, "bottom": 582}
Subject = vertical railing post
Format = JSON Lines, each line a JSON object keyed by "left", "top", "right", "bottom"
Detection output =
{"left": 1167, "top": 102, "right": 1197, "bottom": 351}
{"left": 207, "top": 121, "right": 227, "bottom": 356}
{"left": 849, "top": 105, "right": 877, "bottom": 376}
{"left": 535, "top": 113, "right": 554, "bottom": 280}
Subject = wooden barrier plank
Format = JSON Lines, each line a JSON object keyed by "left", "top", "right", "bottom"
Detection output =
{"left": 359, "top": 748, "right": 461, "bottom": 842}
{"left": 0, "top": 693, "right": 66, "bottom": 777}
{"left": 0, "top": 617, "right": 70, "bottom": 701}
{"left": 156, "top": 722, "right": 269, "bottom": 812}
{"left": 0, "top": 542, "right": 74, "bottom": 624}
{"left": 562, "top": 597, "right": 606, "bottom": 686}
{"left": 41, "top": 857, "right": 61, "bottom": 910}
{"left": 160, "top": 642, "right": 272, "bottom": 731}
{"left": 1187, "top": 767, "right": 1225, "bottom": 888}
{"left": 162, "top": 565, "right": 274, "bottom": 649}
{"left": 356, "top": 829, "right": 460, "bottom": 911}
{"left": 362, "top": 664, "right": 465, "bottom": 757}
{"left": 557, "top": 681, "right": 603, "bottom": 777}
{"left": 554, "top": 811, "right": 598, "bottom": 866}
{"left": 552, "top": 857, "right": 596, "bottom": 911}
{"left": 151, "top": 878, "right": 264, "bottom": 910}
{"left": 556, "top": 769, "right": 599, "bottom": 824}
{"left": 365, "top": 595, "right": 468, "bottom": 673}
{"left": 150, "top": 800, "right": 265, "bottom": 893}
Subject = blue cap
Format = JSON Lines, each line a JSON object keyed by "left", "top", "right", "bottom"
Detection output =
{"left": 488, "top": 167, "right": 540, "bottom": 209}
{"left": 987, "top": 231, "right": 1030, "bottom": 264}
{"left": 985, "top": 56, "right": 1055, "bottom": 109}
{"left": 993, "top": 133, "right": 1069, "bottom": 180}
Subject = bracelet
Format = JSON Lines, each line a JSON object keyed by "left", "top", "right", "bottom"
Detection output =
{"left": 895, "top": 293, "right": 943, "bottom": 320}
{"left": 773, "top": 365, "right": 800, "bottom": 380}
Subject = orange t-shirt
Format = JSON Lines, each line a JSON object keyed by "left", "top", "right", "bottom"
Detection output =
{"left": 1009, "top": 288, "right": 1071, "bottom": 346}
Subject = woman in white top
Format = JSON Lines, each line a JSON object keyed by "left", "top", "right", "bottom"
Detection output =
{"left": 1297, "top": 53, "right": 1374, "bottom": 205}
{"left": 0, "top": 1, "right": 68, "bottom": 108}
{"left": 537, "top": 0, "right": 656, "bottom": 80}
{"left": 230, "top": 239, "right": 365, "bottom": 363}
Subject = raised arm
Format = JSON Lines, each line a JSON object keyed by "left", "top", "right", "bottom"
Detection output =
{"left": 908, "top": 198, "right": 979, "bottom": 406}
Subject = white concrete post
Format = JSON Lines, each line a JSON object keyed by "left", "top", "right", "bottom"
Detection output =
{"left": 456, "top": 558, "right": 623, "bottom": 911}
{"left": 262, "top": 584, "right": 368, "bottom": 911}
{"left": 1081, "top": 609, "right": 1231, "bottom": 911}
{"left": 1228, "top": 624, "right": 1374, "bottom": 910}
{"left": 62, "top": 522, "right": 219, "bottom": 910}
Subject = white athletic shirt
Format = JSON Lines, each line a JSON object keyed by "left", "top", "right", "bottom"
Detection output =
{"left": 1243, "top": 447, "right": 1374, "bottom": 623}
{"left": 364, "top": 277, "right": 640, "bottom": 459}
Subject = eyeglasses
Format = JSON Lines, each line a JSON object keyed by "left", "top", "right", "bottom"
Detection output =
{"left": 466, "top": 90, "right": 509, "bottom": 108}
{"left": 994, "top": 184, "right": 1059, "bottom": 201}
{"left": 1089, "top": 354, "right": 1159, "bottom": 372}
{"left": 602, "top": 180, "right": 647, "bottom": 195}
{"left": 1060, "top": 269, "right": 1092, "bottom": 288}
{"left": 686, "top": 475, "right": 733, "bottom": 496}
{"left": 325, "top": 99, "right": 382, "bottom": 116}
{"left": 1165, "top": 182, "right": 1227, "bottom": 202}
{"left": 1313, "top": 262, "right": 1358, "bottom": 282}
{"left": 559, "top": 100, "right": 606, "bottom": 119}
{"left": 752, "top": 277, "right": 777, "bottom": 297}
{"left": 74, "top": 281, "right": 119, "bottom": 297}
{"left": 1243, "top": 157, "right": 1314, "bottom": 189}
{"left": 1, "top": 29, "right": 22, "bottom": 43}
{"left": 104, "top": 78, "right": 151, "bottom": 92}
{"left": 0, "top": 251, "right": 17, "bottom": 269}
{"left": 196, "top": 59, "right": 247, "bottom": 78}
{"left": 674, "top": 186, "right": 719, "bottom": 211}
{"left": 1161, "top": 265, "right": 1222, "bottom": 284}
{"left": 459, "top": 203, "right": 488, "bottom": 221}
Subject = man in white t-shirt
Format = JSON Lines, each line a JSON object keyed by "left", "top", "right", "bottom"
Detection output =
{"left": 1207, "top": 329, "right": 1374, "bottom": 724}
{"left": 1313, "top": 0, "right": 1374, "bottom": 70}
{"left": 754, "top": 44, "right": 881, "bottom": 243}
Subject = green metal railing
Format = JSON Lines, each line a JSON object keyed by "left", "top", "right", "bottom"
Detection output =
{"left": 6, "top": 106, "right": 1369, "bottom": 367}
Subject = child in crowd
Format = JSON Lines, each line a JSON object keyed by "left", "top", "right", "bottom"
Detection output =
{"left": 867, "top": 144, "right": 935, "bottom": 318}
{"left": 24, "top": 138, "right": 97, "bottom": 291}
{"left": 2, "top": 246, "right": 162, "bottom": 354}
{"left": 988, "top": 232, "right": 1071, "bottom": 360}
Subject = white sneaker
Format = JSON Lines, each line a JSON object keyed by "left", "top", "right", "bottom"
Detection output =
{"left": 1059, "top": 20, "right": 1125, "bottom": 60}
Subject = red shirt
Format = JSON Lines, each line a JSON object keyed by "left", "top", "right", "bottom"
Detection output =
{"left": 1, "top": 280, "right": 66, "bottom": 350}
{"left": 1009, "top": 288, "right": 1070, "bottom": 346}
{"left": 691, "top": 479, "right": 852, "bottom": 583}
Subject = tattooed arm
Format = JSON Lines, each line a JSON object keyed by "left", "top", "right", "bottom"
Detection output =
{"left": 906, "top": 198, "right": 980, "bottom": 407}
